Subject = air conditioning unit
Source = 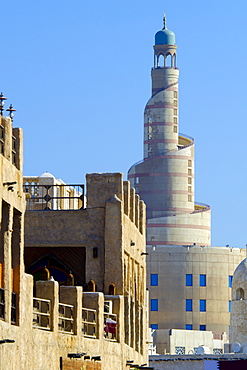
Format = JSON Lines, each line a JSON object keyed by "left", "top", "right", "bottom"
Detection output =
{"left": 104, "top": 301, "right": 113, "bottom": 314}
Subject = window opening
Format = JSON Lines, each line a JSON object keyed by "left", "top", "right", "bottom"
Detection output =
{"left": 200, "top": 275, "right": 206, "bottom": 287}
{"left": 186, "top": 299, "right": 192, "bottom": 311}
{"left": 151, "top": 299, "right": 158, "bottom": 311}
{"left": 186, "top": 324, "right": 192, "bottom": 330}
{"left": 228, "top": 275, "right": 233, "bottom": 288}
{"left": 150, "top": 274, "right": 158, "bottom": 286}
{"left": 186, "top": 274, "right": 192, "bottom": 286}
{"left": 200, "top": 299, "right": 206, "bottom": 312}
{"left": 236, "top": 287, "right": 244, "bottom": 300}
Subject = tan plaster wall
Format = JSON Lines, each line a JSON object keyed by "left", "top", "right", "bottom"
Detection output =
{"left": 147, "top": 245, "right": 245, "bottom": 333}
{"left": 22, "top": 172, "right": 148, "bottom": 368}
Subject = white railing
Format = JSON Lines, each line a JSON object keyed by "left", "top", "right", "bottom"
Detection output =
{"left": 104, "top": 313, "right": 117, "bottom": 341}
{"left": 33, "top": 298, "right": 51, "bottom": 330}
{"left": 82, "top": 308, "right": 97, "bottom": 338}
{"left": 58, "top": 303, "right": 74, "bottom": 333}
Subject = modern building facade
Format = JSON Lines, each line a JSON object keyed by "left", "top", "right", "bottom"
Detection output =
{"left": 128, "top": 16, "right": 245, "bottom": 337}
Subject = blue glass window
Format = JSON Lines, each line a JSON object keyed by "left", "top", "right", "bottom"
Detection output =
{"left": 200, "top": 299, "right": 206, "bottom": 312}
{"left": 151, "top": 324, "right": 158, "bottom": 330}
{"left": 200, "top": 274, "right": 206, "bottom": 286}
{"left": 228, "top": 301, "right": 231, "bottom": 312}
{"left": 186, "top": 324, "right": 193, "bottom": 330}
{"left": 150, "top": 274, "right": 158, "bottom": 286}
{"left": 151, "top": 299, "right": 158, "bottom": 311}
{"left": 186, "top": 274, "right": 193, "bottom": 286}
{"left": 229, "top": 276, "right": 233, "bottom": 288}
{"left": 200, "top": 325, "right": 206, "bottom": 331}
{"left": 186, "top": 299, "right": 192, "bottom": 311}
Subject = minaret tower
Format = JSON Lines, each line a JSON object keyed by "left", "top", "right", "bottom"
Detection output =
{"left": 128, "top": 16, "right": 211, "bottom": 246}
{"left": 145, "top": 14, "right": 179, "bottom": 158}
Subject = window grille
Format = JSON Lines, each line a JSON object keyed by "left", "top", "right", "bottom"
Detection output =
{"left": 175, "top": 347, "right": 185, "bottom": 355}
{"left": 33, "top": 298, "right": 51, "bottom": 330}
{"left": 11, "top": 292, "right": 17, "bottom": 324}
{"left": 82, "top": 308, "right": 97, "bottom": 338}
{"left": 0, "top": 125, "right": 4, "bottom": 155}
{"left": 58, "top": 303, "right": 74, "bottom": 333}
{"left": 12, "top": 136, "right": 16, "bottom": 165}
{"left": 0, "top": 288, "right": 4, "bottom": 320}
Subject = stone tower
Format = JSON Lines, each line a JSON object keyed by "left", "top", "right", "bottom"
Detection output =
{"left": 128, "top": 16, "right": 211, "bottom": 247}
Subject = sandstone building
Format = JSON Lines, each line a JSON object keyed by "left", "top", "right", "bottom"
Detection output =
{"left": 0, "top": 109, "right": 148, "bottom": 369}
{"left": 128, "top": 16, "right": 245, "bottom": 337}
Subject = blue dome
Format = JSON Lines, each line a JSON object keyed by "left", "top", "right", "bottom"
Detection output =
{"left": 155, "top": 29, "right": 175, "bottom": 45}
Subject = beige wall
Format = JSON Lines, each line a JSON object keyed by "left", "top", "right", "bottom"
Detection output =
{"left": 230, "top": 258, "right": 247, "bottom": 344}
{"left": 1, "top": 122, "right": 148, "bottom": 370}
{"left": 147, "top": 245, "right": 245, "bottom": 333}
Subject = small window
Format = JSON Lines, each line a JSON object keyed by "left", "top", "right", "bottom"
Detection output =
{"left": 174, "top": 99, "right": 178, "bottom": 107}
{"left": 188, "top": 168, "right": 192, "bottom": 175}
{"left": 148, "top": 133, "right": 153, "bottom": 140}
{"left": 200, "top": 275, "right": 206, "bottom": 287}
{"left": 174, "top": 108, "right": 177, "bottom": 116}
{"left": 188, "top": 160, "right": 192, "bottom": 167}
{"left": 229, "top": 275, "right": 233, "bottom": 288}
{"left": 186, "top": 324, "right": 192, "bottom": 330}
{"left": 236, "top": 287, "right": 244, "bottom": 300}
{"left": 188, "top": 186, "right": 192, "bottom": 193}
{"left": 148, "top": 126, "right": 153, "bottom": 133}
{"left": 200, "top": 300, "right": 206, "bottom": 312}
{"left": 186, "top": 274, "right": 193, "bottom": 286}
{"left": 150, "top": 274, "right": 158, "bottom": 286}
{"left": 135, "top": 177, "right": 139, "bottom": 184}
{"left": 188, "top": 195, "right": 192, "bottom": 202}
{"left": 174, "top": 91, "right": 178, "bottom": 98}
{"left": 148, "top": 117, "right": 152, "bottom": 124}
{"left": 186, "top": 299, "right": 192, "bottom": 311}
{"left": 200, "top": 325, "right": 206, "bottom": 331}
{"left": 173, "top": 125, "right": 177, "bottom": 133}
{"left": 151, "top": 324, "right": 158, "bottom": 330}
{"left": 151, "top": 299, "right": 158, "bottom": 311}
{"left": 174, "top": 117, "right": 178, "bottom": 124}
{"left": 188, "top": 177, "right": 192, "bottom": 184}
{"left": 228, "top": 301, "right": 231, "bottom": 312}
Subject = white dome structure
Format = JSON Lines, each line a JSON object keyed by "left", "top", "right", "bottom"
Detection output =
{"left": 230, "top": 258, "right": 247, "bottom": 344}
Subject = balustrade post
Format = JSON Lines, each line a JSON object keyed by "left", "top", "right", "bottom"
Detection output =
{"left": 60, "top": 286, "right": 82, "bottom": 335}
{"left": 36, "top": 280, "right": 59, "bottom": 333}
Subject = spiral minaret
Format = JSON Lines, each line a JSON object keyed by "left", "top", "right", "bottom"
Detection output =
{"left": 128, "top": 16, "right": 211, "bottom": 247}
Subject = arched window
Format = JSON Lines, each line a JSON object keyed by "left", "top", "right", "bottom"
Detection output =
{"left": 158, "top": 54, "right": 165, "bottom": 68}
{"left": 87, "top": 279, "right": 96, "bottom": 292}
{"left": 236, "top": 287, "right": 244, "bottom": 300}
{"left": 165, "top": 54, "right": 172, "bottom": 68}
{"left": 108, "top": 283, "right": 116, "bottom": 295}
{"left": 172, "top": 53, "right": 177, "bottom": 68}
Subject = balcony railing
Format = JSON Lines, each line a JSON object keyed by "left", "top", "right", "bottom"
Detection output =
{"left": 0, "top": 288, "right": 4, "bottom": 320}
{"left": 33, "top": 298, "right": 51, "bottom": 330}
{"left": 58, "top": 303, "right": 74, "bottom": 333}
{"left": 104, "top": 313, "right": 117, "bottom": 341}
{"left": 82, "top": 308, "right": 97, "bottom": 338}
{"left": 23, "top": 184, "right": 84, "bottom": 210}
{"left": 11, "top": 292, "right": 17, "bottom": 324}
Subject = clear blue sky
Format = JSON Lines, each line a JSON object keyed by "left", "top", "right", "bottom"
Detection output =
{"left": 1, "top": 0, "right": 247, "bottom": 248}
